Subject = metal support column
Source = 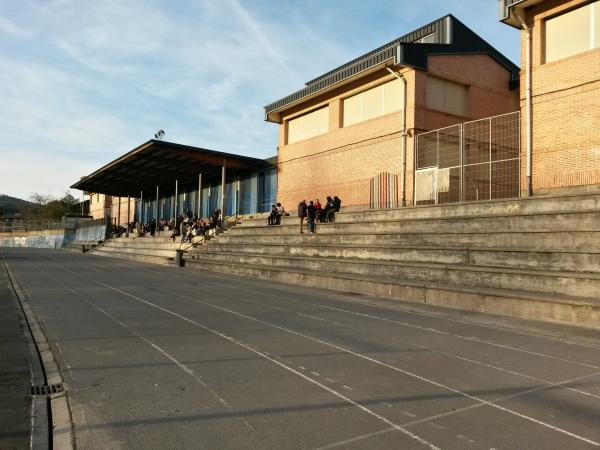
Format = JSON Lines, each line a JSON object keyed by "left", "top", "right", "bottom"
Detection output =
{"left": 126, "top": 195, "right": 131, "bottom": 237}
{"left": 140, "top": 190, "right": 144, "bottom": 224}
{"left": 155, "top": 185, "right": 159, "bottom": 228}
{"left": 174, "top": 179, "right": 179, "bottom": 223}
{"left": 220, "top": 162, "right": 226, "bottom": 218}
{"left": 197, "top": 173, "right": 202, "bottom": 218}
{"left": 117, "top": 196, "right": 121, "bottom": 228}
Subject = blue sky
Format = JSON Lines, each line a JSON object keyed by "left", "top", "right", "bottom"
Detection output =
{"left": 0, "top": 0, "right": 520, "bottom": 200}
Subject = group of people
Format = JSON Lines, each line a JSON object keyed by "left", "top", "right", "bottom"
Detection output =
{"left": 177, "top": 208, "right": 222, "bottom": 243}
{"left": 113, "top": 208, "right": 223, "bottom": 243}
{"left": 266, "top": 196, "right": 341, "bottom": 234}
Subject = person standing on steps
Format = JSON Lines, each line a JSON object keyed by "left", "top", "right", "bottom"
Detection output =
{"left": 307, "top": 200, "right": 317, "bottom": 234}
{"left": 297, "top": 200, "right": 307, "bottom": 234}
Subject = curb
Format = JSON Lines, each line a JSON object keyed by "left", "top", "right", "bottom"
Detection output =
{"left": 3, "top": 259, "right": 75, "bottom": 450}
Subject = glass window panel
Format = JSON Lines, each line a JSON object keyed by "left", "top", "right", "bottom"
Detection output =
{"left": 445, "top": 81, "right": 467, "bottom": 116}
{"left": 595, "top": 2, "right": 600, "bottom": 48}
{"left": 426, "top": 76, "right": 446, "bottom": 112}
{"left": 362, "top": 84, "right": 383, "bottom": 121}
{"left": 383, "top": 78, "right": 403, "bottom": 114}
{"left": 302, "top": 111, "right": 315, "bottom": 139}
{"left": 287, "top": 117, "right": 302, "bottom": 144}
{"left": 314, "top": 106, "right": 329, "bottom": 135}
{"left": 343, "top": 94, "right": 362, "bottom": 126}
{"left": 545, "top": 4, "right": 591, "bottom": 63}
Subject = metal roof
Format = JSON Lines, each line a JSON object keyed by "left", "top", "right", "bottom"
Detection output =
{"left": 499, "top": 0, "right": 545, "bottom": 28}
{"left": 264, "top": 14, "right": 520, "bottom": 122}
{"left": 70, "top": 140, "right": 273, "bottom": 197}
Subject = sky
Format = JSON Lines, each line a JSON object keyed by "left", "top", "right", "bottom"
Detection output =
{"left": 0, "top": 0, "right": 520, "bottom": 201}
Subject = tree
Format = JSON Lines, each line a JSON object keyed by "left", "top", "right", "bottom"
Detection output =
{"left": 27, "top": 192, "right": 80, "bottom": 221}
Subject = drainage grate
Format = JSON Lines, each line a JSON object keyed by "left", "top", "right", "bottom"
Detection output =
{"left": 30, "top": 383, "right": 64, "bottom": 396}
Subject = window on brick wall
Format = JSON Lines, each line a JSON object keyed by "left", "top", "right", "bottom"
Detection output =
{"left": 287, "top": 106, "right": 329, "bottom": 144}
{"left": 426, "top": 76, "right": 468, "bottom": 117}
{"left": 545, "top": 1, "right": 599, "bottom": 63}
{"left": 342, "top": 78, "right": 404, "bottom": 127}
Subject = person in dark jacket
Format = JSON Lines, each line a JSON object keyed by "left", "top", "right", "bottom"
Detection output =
{"left": 306, "top": 200, "right": 317, "bottom": 234}
{"left": 297, "top": 200, "right": 307, "bottom": 234}
{"left": 267, "top": 204, "right": 277, "bottom": 225}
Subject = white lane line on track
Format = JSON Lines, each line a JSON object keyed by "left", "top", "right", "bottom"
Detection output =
{"left": 36, "top": 268, "right": 256, "bottom": 431}
{"left": 206, "top": 281, "right": 600, "bottom": 371}
{"left": 111, "top": 258, "right": 600, "bottom": 352}
{"left": 57, "top": 269, "right": 441, "bottom": 450}
{"left": 46, "top": 254, "right": 600, "bottom": 447}
{"left": 314, "top": 427, "right": 396, "bottom": 450}
{"left": 152, "top": 287, "right": 600, "bottom": 447}
{"left": 168, "top": 281, "right": 600, "bottom": 402}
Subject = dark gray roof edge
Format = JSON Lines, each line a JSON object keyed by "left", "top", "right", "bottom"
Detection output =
{"left": 264, "top": 14, "right": 520, "bottom": 117}
{"left": 304, "top": 15, "right": 451, "bottom": 87}
{"left": 71, "top": 140, "right": 272, "bottom": 190}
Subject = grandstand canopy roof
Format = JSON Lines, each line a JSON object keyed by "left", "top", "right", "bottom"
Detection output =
{"left": 71, "top": 140, "right": 273, "bottom": 197}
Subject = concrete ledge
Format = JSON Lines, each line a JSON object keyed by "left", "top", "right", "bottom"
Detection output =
{"left": 185, "top": 259, "right": 600, "bottom": 329}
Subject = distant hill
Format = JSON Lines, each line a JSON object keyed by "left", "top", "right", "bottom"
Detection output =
{"left": 0, "top": 194, "right": 35, "bottom": 217}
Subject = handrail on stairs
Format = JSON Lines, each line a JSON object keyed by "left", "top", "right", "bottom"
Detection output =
{"left": 177, "top": 210, "right": 243, "bottom": 253}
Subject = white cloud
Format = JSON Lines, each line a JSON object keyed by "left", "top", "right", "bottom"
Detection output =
{"left": 0, "top": 0, "right": 519, "bottom": 199}
{"left": 0, "top": 16, "right": 32, "bottom": 38}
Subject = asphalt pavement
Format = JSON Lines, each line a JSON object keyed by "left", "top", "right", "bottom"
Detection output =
{"left": 1, "top": 247, "right": 599, "bottom": 450}
{"left": 0, "top": 260, "right": 33, "bottom": 450}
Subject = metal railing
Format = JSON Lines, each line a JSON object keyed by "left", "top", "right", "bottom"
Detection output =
{"left": 415, "top": 111, "right": 520, "bottom": 206}
{"left": 0, "top": 220, "right": 63, "bottom": 233}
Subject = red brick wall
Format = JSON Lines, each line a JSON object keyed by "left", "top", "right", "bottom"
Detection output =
{"left": 521, "top": 0, "right": 600, "bottom": 193}
{"left": 274, "top": 54, "right": 519, "bottom": 208}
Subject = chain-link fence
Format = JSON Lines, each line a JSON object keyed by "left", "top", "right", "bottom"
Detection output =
{"left": 0, "top": 220, "right": 64, "bottom": 233}
{"left": 415, "top": 111, "right": 520, "bottom": 205}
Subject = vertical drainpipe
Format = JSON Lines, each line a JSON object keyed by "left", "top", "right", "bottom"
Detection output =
{"left": 516, "top": 10, "right": 533, "bottom": 196}
{"left": 386, "top": 67, "right": 408, "bottom": 207}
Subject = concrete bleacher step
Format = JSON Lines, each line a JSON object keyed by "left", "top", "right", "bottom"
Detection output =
{"left": 187, "top": 251, "right": 600, "bottom": 299}
{"left": 94, "top": 245, "right": 176, "bottom": 258}
{"left": 231, "top": 211, "right": 600, "bottom": 235}
{"left": 214, "top": 231, "right": 600, "bottom": 251}
{"left": 92, "top": 249, "right": 175, "bottom": 266}
{"left": 240, "top": 193, "right": 600, "bottom": 227}
{"left": 184, "top": 257, "right": 600, "bottom": 329}
{"left": 196, "top": 242, "right": 600, "bottom": 273}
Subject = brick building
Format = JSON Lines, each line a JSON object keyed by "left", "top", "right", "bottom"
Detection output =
{"left": 265, "top": 15, "right": 520, "bottom": 209}
{"left": 500, "top": 0, "right": 600, "bottom": 194}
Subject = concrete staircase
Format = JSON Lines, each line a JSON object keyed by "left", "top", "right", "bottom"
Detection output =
{"left": 90, "top": 236, "right": 184, "bottom": 265}
{"left": 186, "top": 193, "right": 600, "bottom": 328}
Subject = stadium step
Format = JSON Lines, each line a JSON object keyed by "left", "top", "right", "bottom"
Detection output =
{"left": 187, "top": 251, "right": 600, "bottom": 299}
{"left": 183, "top": 257, "right": 600, "bottom": 329}
{"left": 196, "top": 242, "right": 600, "bottom": 273}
